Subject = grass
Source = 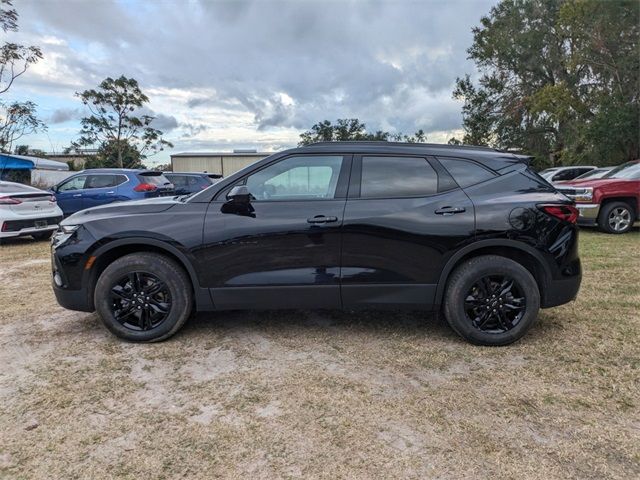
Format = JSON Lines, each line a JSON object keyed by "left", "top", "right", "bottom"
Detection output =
{"left": 0, "top": 229, "right": 638, "bottom": 479}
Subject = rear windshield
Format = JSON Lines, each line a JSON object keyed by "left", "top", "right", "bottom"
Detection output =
{"left": 166, "top": 174, "right": 210, "bottom": 188}
{"left": 137, "top": 172, "right": 171, "bottom": 186}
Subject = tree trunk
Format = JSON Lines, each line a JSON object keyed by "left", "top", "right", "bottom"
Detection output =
{"left": 117, "top": 148, "right": 123, "bottom": 168}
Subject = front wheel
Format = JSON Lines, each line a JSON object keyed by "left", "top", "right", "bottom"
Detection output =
{"left": 443, "top": 255, "right": 540, "bottom": 346}
{"left": 94, "top": 252, "right": 193, "bottom": 342}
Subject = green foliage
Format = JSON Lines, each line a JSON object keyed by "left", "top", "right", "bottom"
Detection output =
{"left": 83, "top": 140, "right": 146, "bottom": 170}
{"left": 454, "top": 0, "right": 639, "bottom": 169}
{"left": 299, "top": 119, "right": 427, "bottom": 145}
{"left": 72, "top": 76, "right": 172, "bottom": 168}
{"left": 0, "top": 101, "right": 46, "bottom": 153}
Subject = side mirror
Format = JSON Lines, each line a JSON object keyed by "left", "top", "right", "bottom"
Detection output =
{"left": 227, "top": 185, "right": 253, "bottom": 204}
{"left": 222, "top": 185, "right": 255, "bottom": 217}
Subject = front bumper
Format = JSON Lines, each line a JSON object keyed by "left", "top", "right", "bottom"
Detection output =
{"left": 52, "top": 282, "right": 94, "bottom": 312}
{"left": 575, "top": 203, "right": 600, "bottom": 226}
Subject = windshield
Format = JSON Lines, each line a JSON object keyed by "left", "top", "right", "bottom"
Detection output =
{"left": 575, "top": 168, "right": 610, "bottom": 180}
{"left": 603, "top": 162, "right": 640, "bottom": 180}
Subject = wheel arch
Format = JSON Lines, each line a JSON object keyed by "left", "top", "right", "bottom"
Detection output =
{"left": 83, "top": 237, "right": 211, "bottom": 311}
{"left": 434, "top": 240, "right": 552, "bottom": 308}
{"left": 599, "top": 196, "right": 638, "bottom": 219}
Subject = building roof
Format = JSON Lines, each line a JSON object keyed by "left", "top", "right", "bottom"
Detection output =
{"left": 171, "top": 151, "right": 271, "bottom": 158}
{"left": 0, "top": 153, "right": 70, "bottom": 171}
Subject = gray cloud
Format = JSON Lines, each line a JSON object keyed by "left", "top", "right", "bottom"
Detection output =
{"left": 17, "top": 0, "right": 496, "bottom": 153}
{"left": 49, "top": 108, "right": 80, "bottom": 124}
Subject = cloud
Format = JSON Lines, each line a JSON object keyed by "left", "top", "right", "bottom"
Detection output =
{"left": 11, "top": 0, "right": 496, "bottom": 161}
{"left": 49, "top": 108, "right": 80, "bottom": 124}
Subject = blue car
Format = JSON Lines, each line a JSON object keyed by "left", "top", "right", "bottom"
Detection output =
{"left": 164, "top": 172, "right": 222, "bottom": 195}
{"left": 52, "top": 169, "right": 175, "bottom": 216}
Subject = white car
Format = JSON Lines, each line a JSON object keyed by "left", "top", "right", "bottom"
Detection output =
{"left": 0, "top": 181, "right": 64, "bottom": 242}
{"left": 538, "top": 166, "right": 597, "bottom": 183}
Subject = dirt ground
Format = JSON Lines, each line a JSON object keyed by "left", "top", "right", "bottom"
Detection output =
{"left": 0, "top": 230, "right": 638, "bottom": 479}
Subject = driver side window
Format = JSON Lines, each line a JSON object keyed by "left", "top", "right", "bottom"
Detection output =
{"left": 243, "top": 155, "right": 343, "bottom": 201}
{"left": 58, "top": 175, "right": 87, "bottom": 192}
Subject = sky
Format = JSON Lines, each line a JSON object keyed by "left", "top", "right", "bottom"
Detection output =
{"left": 7, "top": 0, "right": 496, "bottom": 166}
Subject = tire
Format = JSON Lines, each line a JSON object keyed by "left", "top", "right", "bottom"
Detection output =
{"left": 32, "top": 231, "right": 53, "bottom": 241}
{"left": 597, "top": 201, "right": 635, "bottom": 234}
{"left": 443, "top": 255, "right": 540, "bottom": 346}
{"left": 94, "top": 252, "right": 193, "bottom": 342}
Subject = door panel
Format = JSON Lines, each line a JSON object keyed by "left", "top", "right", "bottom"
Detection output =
{"left": 201, "top": 200, "right": 345, "bottom": 309}
{"left": 341, "top": 188, "right": 475, "bottom": 309}
{"left": 197, "top": 154, "right": 351, "bottom": 310}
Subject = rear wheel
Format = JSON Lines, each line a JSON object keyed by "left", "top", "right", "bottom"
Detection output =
{"left": 32, "top": 231, "right": 53, "bottom": 241}
{"left": 443, "top": 255, "right": 540, "bottom": 346}
{"left": 94, "top": 252, "right": 193, "bottom": 342}
{"left": 598, "top": 201, "right": 634, "bottom": 234}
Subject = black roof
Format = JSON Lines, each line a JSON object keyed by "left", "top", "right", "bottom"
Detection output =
{"left": 294, "top": 141, "right": 531, "bottom": 170}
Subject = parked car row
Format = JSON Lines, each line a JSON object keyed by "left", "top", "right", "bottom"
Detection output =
{"left": 0, "top": 170, "right": 222, "bottom": 242}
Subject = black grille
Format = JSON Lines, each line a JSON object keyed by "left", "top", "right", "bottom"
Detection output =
{"left": 1, "top": 216, "right": 62, "bottom": 232}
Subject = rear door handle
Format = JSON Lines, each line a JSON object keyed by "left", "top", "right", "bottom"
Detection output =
{"left": 435, "top": 206, "right": 466, "bottom": 215}
{"left": 72, "top": 194, "right": 82, "bottom": 198}
{"left": 106, "top": 191, "right": 115, "bottom": 195}
{"left": 307, "top": 215, "right": 338, "bottom": 224}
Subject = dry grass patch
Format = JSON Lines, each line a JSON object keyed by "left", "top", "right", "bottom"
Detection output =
{"left": 0, "top": 230, "right": 638, "bottom": 479}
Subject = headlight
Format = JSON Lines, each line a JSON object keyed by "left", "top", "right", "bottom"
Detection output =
{"left": 572, "top": 188, "right": 593, "bottom": 203}
{"left": 52, "top": 225, "right": 80, "bottom": 249}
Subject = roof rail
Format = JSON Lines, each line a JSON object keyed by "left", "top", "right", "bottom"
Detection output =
{"left": 304, "top": 141, "right": 498, "bottom": 152}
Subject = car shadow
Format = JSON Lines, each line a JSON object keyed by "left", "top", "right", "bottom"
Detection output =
{"left": 178, "top": 308, "right": 462, "bottom": 343}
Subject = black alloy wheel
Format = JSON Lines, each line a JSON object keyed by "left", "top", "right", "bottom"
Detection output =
{"left": 110, "top": 271, "right": 172, "bottom": 331}
{"left": 443, "top": 255, "right": 540, "bottom": 346}
{"left": 463, "top": 275, "right": 526, "bottom": 334}
{"left": 94, "top": 252, "right": 193, "bottom": 342}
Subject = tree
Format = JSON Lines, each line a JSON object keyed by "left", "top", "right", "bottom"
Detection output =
{"left": 83, "top": 139, "right": 146, "bottom": 170}
{"left": 0, "top": 101, "right": 45, "bottom": 152}
{"left": 0, "top": 1, "right": 45, "bottom": 152}
{"left": 72, "top": 76, "right": 173, "bottom": 168}
{"left": 299, "top": 118, "right": 427, "bottom": 145}
{"left": 453, "top": 0, "right": 639, "bottom": 168}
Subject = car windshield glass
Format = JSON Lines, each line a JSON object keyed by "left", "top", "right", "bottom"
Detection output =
{"left": 603, "top": 162, "right": 640, "bottom": 180}
{"left": 575, "top": 168, "right": 608, "bottom": 180}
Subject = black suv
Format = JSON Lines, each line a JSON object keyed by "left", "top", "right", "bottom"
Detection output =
{"left": 52, "top": 142, "right": 581, "bottom": 345}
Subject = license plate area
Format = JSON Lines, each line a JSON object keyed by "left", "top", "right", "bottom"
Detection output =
{"left": 34, "top": 220, "right": 47, "bottom": 229}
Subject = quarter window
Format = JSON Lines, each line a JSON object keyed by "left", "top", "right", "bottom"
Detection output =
{"left": 360, "top": 156, "right": 438, "bottom": 198}
{"left": 438, "top": 158, "right": 496, "bottom": 187}
{"left": 243, "top": 155, "right": 343, "bottom": 201}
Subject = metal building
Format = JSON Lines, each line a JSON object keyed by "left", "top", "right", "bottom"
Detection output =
{"left": 170, "top": 150, "right": 271, "bottom": 176}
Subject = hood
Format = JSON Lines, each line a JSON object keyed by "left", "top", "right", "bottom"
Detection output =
{"left": 62, "top": 196, "right": 179, "bottom": 225}
{"left": 562, "top": 178, "right": 621, "bottom": 188}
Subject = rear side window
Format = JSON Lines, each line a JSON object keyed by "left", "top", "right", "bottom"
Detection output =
{"left": 438, "top": 158, "right": 496, "bottom": 188}
{"left": 360, "top": 156, "right": 438, "bottom": 198}
{"left": 86, "top": 174, "right": 118, "bottom": 189}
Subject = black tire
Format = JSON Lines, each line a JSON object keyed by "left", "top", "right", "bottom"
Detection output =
{"left": 443, "top": 255, "right": 540, "bottom": 346}
{"left": 94, "top": 252, "right": 193, "bottom": 342}
{"left": 32, "top": 231, "right": 53, "bottom": 241}
{"left": 597, "top": 201, "right": 635, "bottom": 234}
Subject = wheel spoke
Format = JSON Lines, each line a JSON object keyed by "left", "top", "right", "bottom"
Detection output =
{"left": 148, "top": 300, "right": 169, "bottom": 314}
{"left": 115, "top": 306, "right": 137, "bottom": 322}
{"left": 144, "top": 280, "right": 166, "bottom": 296}
{"left": 111, "top": 285, "right": 132, "bottom": 301}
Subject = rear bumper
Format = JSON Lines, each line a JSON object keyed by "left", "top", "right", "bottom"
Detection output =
{"left": 0, "top": 224, "right": 59, "bottom": 238}
{"left": 541, "top": 270, "right": 582, "bottom": 308}
{"left": 576, "top": 203, "right": 600, "bottom": 226}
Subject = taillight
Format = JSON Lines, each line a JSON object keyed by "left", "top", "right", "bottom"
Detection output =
{"left": 49, "top": 195, "right": 56, "bottom": 203}
{"left": 539, "top": 204, "right": 579, "bottom": 224}
{"left": 134, "top": 183, "right": 157, "bottom": 192}
{"left": 0, "top": 196, "right": 21, "bottom": 205}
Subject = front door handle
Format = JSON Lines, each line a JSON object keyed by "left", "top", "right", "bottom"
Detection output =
{"left": 435, "top": 206, "right": 466, "bottom": 215}
{"left": 307, "top": 215, "right": 338, "bottom": 224}
{"left": 72, "top": 194, "right": 82, "bottom": 198}
{"left": 106, "top": 191, "right": 115, "bottom": 195}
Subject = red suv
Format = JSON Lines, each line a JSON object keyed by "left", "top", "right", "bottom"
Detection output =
{"left": 556, "top": 160, "right": 640, "bottom": 234}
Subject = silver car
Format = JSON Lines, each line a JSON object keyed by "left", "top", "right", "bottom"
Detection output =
{"left": 0, "top": 181, "right": 64, "bottom": 242}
